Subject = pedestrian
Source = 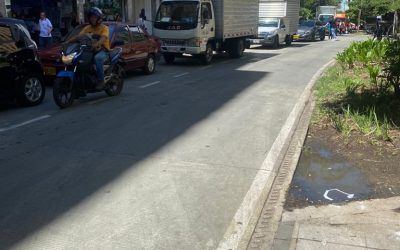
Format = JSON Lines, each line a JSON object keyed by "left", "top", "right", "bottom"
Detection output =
{"left": 374, "top": 23, "right": 384, "bottom": 41}
{"left": 329, "top": 18, "right": 337, "bottom": 40}
{"left": 38, "top": 12, "right": 53, "bottom": 48}
{"left": 137, "top": 8, "right": 147, "bottom": 30}
{"left": 327, "top": 21, "right": 332, "bottom": 39}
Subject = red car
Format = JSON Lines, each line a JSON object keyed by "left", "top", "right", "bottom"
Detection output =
{"left": 38, "top": 22, "right": 161, "bottom": 81}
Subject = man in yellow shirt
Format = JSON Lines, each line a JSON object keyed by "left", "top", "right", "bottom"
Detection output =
{"left": 68, "top": 7, "right": 109, "bottom": 90}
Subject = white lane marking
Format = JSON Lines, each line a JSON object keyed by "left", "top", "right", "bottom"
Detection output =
{"left": 88, "top": 97, "right": 112, "bottom": 105}
{"left": 217, "top": 60, "right": 336, "bottom": 250}
{"left": 138, "top": 81, "right": 161, "bottom": 89}
{"left": 201, "top": 65, "right": 212, "bottom": 70}
{"left": 174, "top": 72, "right": 189, "bottom": 78}
{"left": 0, "top": 115, "right": 51, "bottom": 133}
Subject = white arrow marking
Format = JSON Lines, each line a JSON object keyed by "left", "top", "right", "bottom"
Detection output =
{"left": 323, "top": 189, "right": 355, "bottom": 201}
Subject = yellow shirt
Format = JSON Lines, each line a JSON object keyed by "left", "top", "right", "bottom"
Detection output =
{"left": 79, "top": 24, "right": 110, "bottom": 50}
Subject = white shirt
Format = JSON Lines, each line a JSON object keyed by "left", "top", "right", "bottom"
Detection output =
{"left": 39, "top": 18, "right": 52, "bottom": 37}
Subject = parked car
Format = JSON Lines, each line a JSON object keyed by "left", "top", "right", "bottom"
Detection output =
{"left": 248, "top": 17, "right": 294, "bottom": 48}
{"left": 0, "top": 21, "right": 45, "bottom": 106}
{"left": 38, "top": 22, "right": 161, "bottom": 81}
{"left": 294, "top": 20, "right": 326, "bottom": 41}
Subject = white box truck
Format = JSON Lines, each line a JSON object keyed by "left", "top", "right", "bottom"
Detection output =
{"left": 248, "top": 0, "right": 300, "bottom": 48}
{"left": 316, "top": 6, "right": 337, "bottom": 24}
{"left": 153, "top": 0, "right": 259, "bottom": 64}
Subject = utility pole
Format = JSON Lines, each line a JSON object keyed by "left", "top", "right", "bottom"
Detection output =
{"left": 357, "top": 0, "right": 363, "bottom": 31}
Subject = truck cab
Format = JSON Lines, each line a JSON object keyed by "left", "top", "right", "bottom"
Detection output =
{"left": 154, "top": 0, "right": 216, "bottom": 64}
{"left": 154, "top": 0, "right": 258, "bottom": 64}
{"left": 248, "top": 17, "right": 292, "bottom": 48}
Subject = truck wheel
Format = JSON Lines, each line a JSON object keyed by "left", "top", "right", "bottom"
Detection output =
{"left": 200, "top": 43, "right": 213, "bottom": 65}
{"left": 272, "top": 35, "right": 279, "bottom": 49}
{"left": 163, "top": 53, "right": 175, "bottom": 64}
{"left": 228, "top": 39, "right": 245, "bottom": 58}
{"left": 285, "top": 35, "right": 292, "bottom": 46}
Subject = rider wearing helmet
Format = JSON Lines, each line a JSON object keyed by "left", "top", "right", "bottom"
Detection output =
{"left": 68, "top": 7, "right": 110, "bottom": 90}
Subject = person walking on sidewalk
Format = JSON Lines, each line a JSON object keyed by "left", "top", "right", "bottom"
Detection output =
{"left": 329, "top": 18, "right": 338, "bottom": 40}
{"left": 39, "top": 12, "right": 53, "bottom": 48}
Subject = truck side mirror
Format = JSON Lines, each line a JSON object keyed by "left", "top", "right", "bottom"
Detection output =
{"left": 281, "top": 24, "right": 286, "bottom": 29}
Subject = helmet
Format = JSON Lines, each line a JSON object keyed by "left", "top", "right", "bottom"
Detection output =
{"left": 87, "top": 7, "right": 103, "bottom": 24}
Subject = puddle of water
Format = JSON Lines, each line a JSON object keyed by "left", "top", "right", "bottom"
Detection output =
{"left": 287, "top": 138, "right": 373, "bottom": 206}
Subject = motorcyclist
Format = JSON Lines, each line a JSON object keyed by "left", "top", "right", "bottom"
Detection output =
{"left": 66, "top": 7, "right": 110, "bottom": 90}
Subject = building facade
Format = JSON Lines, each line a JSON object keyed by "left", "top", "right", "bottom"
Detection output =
{"left": 0, "top": 0, "right": 160, "bottom": 33}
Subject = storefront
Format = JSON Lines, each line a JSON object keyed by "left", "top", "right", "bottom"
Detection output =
{"left": 9, "top": 0, "right": 78, "bottom": 36}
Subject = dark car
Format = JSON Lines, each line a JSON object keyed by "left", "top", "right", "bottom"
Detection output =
{"left": 0, "top": 22, "right": 45, "bottom": 106}
{"left": 38, "top": 22, "right": 161, "bottom": 81}
{"left": 295, "top": 20, "right": 326, "bottom": 41}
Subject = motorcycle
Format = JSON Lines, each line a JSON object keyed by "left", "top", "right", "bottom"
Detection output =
{"left": 53, "top": 34, "right": 124, "bottom": 108}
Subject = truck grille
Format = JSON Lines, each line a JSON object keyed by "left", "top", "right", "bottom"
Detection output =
{"left": 162, "top": 39, "right": 186, "bottom": 46}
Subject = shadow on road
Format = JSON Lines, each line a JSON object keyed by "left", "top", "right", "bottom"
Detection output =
{"left": 0, "top": 52, "right": 274, "bottom": 248}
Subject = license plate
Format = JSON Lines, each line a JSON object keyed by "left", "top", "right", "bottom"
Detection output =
{"left": 293, "top": 35, "right": 300, "bottom": 40}
{"left": 44, "top": 66, "right": 56, "bottom": 76}
{"left": 168, "top": 47, "right": 180, "bottom": 53}
{"left": 252, "top": 39, "right": 262, "bottom": 44}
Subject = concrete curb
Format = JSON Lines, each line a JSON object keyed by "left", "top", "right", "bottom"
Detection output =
{"left": 217, "top": 59, "right": 336, "bottom": 250}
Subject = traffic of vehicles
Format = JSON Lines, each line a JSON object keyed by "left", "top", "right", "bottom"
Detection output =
{"left": 1, "top": 1, "right": 359, "bottom": 109}
{"left": 248, "top": 0, "right": 299, "bottom": 48}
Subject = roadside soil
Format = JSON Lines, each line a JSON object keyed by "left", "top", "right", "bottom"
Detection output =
{"left": 285, "top": 121, "right": 400, "bottom": 209}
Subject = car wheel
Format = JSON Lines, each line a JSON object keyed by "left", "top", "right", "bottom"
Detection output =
{"left": 311, "top": 33, "right": 316, "bottom": 42}
{"left": 17, "top": 74, "right": 45, "bottom": 106}
{"left": 200, "top": 43, "right": 213, "bottom": 64}
{"left": 53, "top": 77, "right": 74, "bottom": 109}
{"left": 143, "top": 54, "right": 156, "bottom": 74}
{"left": 285, "top": 35, "right": 292, "bottom": 46}
{"left": 163, "top": 53, "right": 175, "bottom": 64}
{"left": 272, "top": 35, "right": 279, "bottom": 49}
{"left": 320, "top": 33, "right": 326, "bottom": 41}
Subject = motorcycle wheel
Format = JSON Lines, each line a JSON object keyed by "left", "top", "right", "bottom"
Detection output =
{"left": 105, "top": 66, "right": 124, "bottom": 96}
{"left": 53, "top": 78, "right": 75, "bottom": 108}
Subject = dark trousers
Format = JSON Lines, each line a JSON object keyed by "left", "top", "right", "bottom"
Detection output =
{"left": 39, "top": 37, "right": 52, "bottom": 48}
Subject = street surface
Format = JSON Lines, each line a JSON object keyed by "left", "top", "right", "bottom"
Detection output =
{"left": 1, "top": 36, "right": 360, "bottom": 249}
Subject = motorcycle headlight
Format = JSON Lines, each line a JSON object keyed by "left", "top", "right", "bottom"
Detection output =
{"left": 61, "top": 52, "right": 78, "bottom": 65}
{"left": 186, "top": 38, "right": 202, "bottom": 47}
{"left": 305, "top": 30, "right": 311, "bottom": 35}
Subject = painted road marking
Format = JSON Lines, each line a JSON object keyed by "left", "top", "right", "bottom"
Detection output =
{"left": 201, "top": 65, "right": 212, "bottom": 70}
{"left": 174, "top": 72, "right": 189, "bottom": 78}
{"left": 88, "top": 97, "right": 112, "bottom": 105}
{"left": 0, "top": 115, "right": 51, "bottom": 133}
{"left": 138, "top": 81, "right": 161, "bottom": 89}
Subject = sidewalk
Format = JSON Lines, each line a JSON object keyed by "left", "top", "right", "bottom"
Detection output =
{"left": 272, "top": 197, "right": 400, "bottom": 250}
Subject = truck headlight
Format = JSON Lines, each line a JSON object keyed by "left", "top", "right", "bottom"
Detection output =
{"left": 267, "top": 30, "right": 278, "bottom": 37}
{"left": 186, "top": 38, "right": 202, "bottom": 47}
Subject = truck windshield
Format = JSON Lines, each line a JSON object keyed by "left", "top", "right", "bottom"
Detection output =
{"left": 154, "top": 1, "right": 199, "bottom": 30}
{"left": 319, "top": 15, "right": 333, "bottom": 23}
{"left": 299, "top": 21, "right": 315, "bottom": 27}
{"left": 259, "top": 18, "right": 279, "bottom": 28}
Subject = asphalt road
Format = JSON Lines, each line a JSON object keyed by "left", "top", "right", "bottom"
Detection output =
{"left": 0, "top": 36, "right": 362, "bottom": 250}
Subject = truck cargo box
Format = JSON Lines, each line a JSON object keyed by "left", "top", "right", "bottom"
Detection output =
{"left": 212, "top": 0, "right": 259, "bottom": 40}
{"left": 259, "top": 0, "right": 300, "bottom": 35}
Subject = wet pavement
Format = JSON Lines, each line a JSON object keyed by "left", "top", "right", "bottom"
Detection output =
{"left": 285, "top": 137, "right": 373, "bottom": 208}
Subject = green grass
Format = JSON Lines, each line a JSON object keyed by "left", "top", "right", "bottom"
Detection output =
{"left": 314, "top": 64, "right": 399, "bottom": 141}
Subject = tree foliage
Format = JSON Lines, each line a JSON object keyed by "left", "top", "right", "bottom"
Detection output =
{"left": 347, "top": 0, "right": 400, "bottom": 23}
{"left": 300, "top": 0, "right": 341, "bottom": 18}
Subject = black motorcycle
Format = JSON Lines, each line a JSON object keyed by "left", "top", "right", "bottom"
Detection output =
{"left": 53, "top": 34, "right": 124, "bottom": 108}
